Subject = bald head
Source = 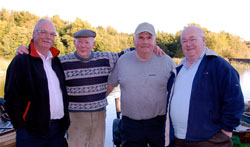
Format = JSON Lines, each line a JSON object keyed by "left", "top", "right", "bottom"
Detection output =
{"left": 180, "top": 26, "right": 206, "bottom": 66}
{"left": 181, "top": 26, "right": 204, "bottom": 41}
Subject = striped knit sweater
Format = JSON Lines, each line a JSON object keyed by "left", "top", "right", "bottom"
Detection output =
{"left": 59, "top": 49, "right": 132, "bottom": 112}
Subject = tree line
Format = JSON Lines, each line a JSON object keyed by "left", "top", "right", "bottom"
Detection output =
{"left": 0, "top": 8, "right": 249, "bottom": 59}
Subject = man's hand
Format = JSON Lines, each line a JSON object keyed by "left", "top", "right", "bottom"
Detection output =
{"left": 221, "top": 129, "right": 232, "bottom": 138}
{"left": 106, "top": 82, "right": 114, "bottom": 97}
{"left": 154, "top": 45, "right": 165, "bottom": 56}
{"left": 15, "top": 46, "right": 29, "bottom": 55}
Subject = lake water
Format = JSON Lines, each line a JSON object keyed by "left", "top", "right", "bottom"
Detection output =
{"left": 105, "top": 87, "right": 120, "bottom": 147}
{"left": 240, "top": 70, "right": 250, "bottom": 102}
{"left": 104, "top": 70, "right": 250, "bottom": 146}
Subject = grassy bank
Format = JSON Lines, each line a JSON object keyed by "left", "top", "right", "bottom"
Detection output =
{"left": 230, "top": 61, "right": 250, "bottom": 72}
{"left": 0, "top": 73, "right": 5, "bottom": 98}
{"left": 0, "top": 58, "right": 10, "bottom": 98}
{"left": 0, "top": 58, "right": 10, "bottom": 72}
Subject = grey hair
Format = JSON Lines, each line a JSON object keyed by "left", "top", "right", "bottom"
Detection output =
{"left": 32, "top": 18, "right": 56, "bottom": 39}
{"left": 180, "top": 26, "right": 204, "bottom": 41}
{"left": 33, "top": 18, "right": 56, "bottom": 33}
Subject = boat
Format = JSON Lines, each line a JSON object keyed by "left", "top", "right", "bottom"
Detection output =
{"left": 232, "top": 105, "right": 250, "bottom": 146}
{"left": 0, "top": 98, "right": 16, "bottom": 147}
{"left": 241, "top": 112, "right": 250, "bottom": 124}
{"left": 0, "top": 127, "right": 16, "bottom": 147}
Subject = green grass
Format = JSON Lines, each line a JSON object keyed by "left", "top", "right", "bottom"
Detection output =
{"left": 0, "top": 58, "right": 10, "bottom": 71}
{"left": 0, "top": 58, "right": 10, "bottom": 98}
{"left": 0, "top": 73, "right": 6, "bottom": 98}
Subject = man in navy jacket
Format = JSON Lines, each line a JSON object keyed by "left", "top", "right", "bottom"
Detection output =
{"left": 164, "top": 26, "right": 244, "bottom": 147}
{"left": 4, "top": 19, "right": 70, "bottom": 147}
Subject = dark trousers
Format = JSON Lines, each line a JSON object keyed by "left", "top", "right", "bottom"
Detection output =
{"left": 120, "top": 115, "right": 165, "bottom": 147}
{"left": 16, "top": 121, "right": 65, "bottom": 147}
{"left": 175, "top": 131, "right": 232, "bottom": 147}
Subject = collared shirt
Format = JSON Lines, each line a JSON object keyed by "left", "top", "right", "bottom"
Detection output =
{"left": 170, "top": 48, "right": 206, "bottom": 139}
{"left": 37, "top": 50, "right": 64, "bottom": 120}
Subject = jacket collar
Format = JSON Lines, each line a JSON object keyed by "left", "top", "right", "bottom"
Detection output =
{"left": 205, "top": 47, "right": 217, "bottom": 56}
{"left": 29, "top": 39, "right": 60, "bottom": 59}
{"left": 173, "top": 47, "right": 217, "bottom": 73}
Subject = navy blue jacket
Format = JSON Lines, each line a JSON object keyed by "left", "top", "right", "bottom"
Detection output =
{"left": 4, "top": 40, "right": 70, "bottom": 136}
{"left": 164, "top": 48, "right": 244, "bottom": 146}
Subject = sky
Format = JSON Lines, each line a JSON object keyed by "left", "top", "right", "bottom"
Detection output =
{"left": 1, "top": 0, "right": 250, "bottom": 41}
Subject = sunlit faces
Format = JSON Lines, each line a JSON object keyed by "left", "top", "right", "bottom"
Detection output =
{"left": 181, "top": 27, "right": 206, "bottom": 61}
{"left": 134, "top": 32, "right": 156, "bottom": 60}
{"left": 74, "top": 37, "right": 95, "bottom": 58}
{"left": 33, "top": 21, "right": 56, "bottom": 50}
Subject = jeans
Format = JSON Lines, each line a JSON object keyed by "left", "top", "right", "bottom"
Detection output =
{"left": 120, "top": 115, "right": 165, "bottom": 147}
{"left": 16, "top": 121, "right": 65, "bottom": 147}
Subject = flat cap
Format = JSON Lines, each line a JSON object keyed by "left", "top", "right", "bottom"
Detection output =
{"left": 73, "top": 29, "right": 96, "bottom": 38}
{"left": 135, "top": 22, "right": 155, "bottom": 36}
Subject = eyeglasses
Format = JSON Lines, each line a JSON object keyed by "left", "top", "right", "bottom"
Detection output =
{"left": 36, "top": 30, "right": 57, "bottom": 37}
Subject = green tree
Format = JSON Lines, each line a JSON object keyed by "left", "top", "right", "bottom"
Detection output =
{"left": 0, "top": 25, "right": 32, "bottom": 58}
{"left": 0, "top": 9, "right": 249, "bottom": 59}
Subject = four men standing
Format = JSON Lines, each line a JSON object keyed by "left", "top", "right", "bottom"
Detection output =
{"left": 4, "top": 19, "right": 245, "bottom": 147}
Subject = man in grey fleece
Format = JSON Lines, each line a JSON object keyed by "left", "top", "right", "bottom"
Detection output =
{"left": 108, "top": 22, "right": 176, "bottom": 147}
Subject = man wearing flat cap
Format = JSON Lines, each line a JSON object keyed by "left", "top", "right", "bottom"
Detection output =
{"left": 59, "top": 29, "right": 137, "bottom": 147}
{"left": 73, "top": 29, "right": 96, "bottom": 38}
{"left": 108, "top": 22, "right": 176, "bottom": 147}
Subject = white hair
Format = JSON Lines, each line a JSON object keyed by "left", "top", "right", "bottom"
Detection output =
{"left": 32, "top": 18, "right": 56, "bottom": 39}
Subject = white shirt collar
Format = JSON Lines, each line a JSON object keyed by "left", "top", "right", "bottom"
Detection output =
{"left": 36, "top": 50, "right": 53, "bottom": 60}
